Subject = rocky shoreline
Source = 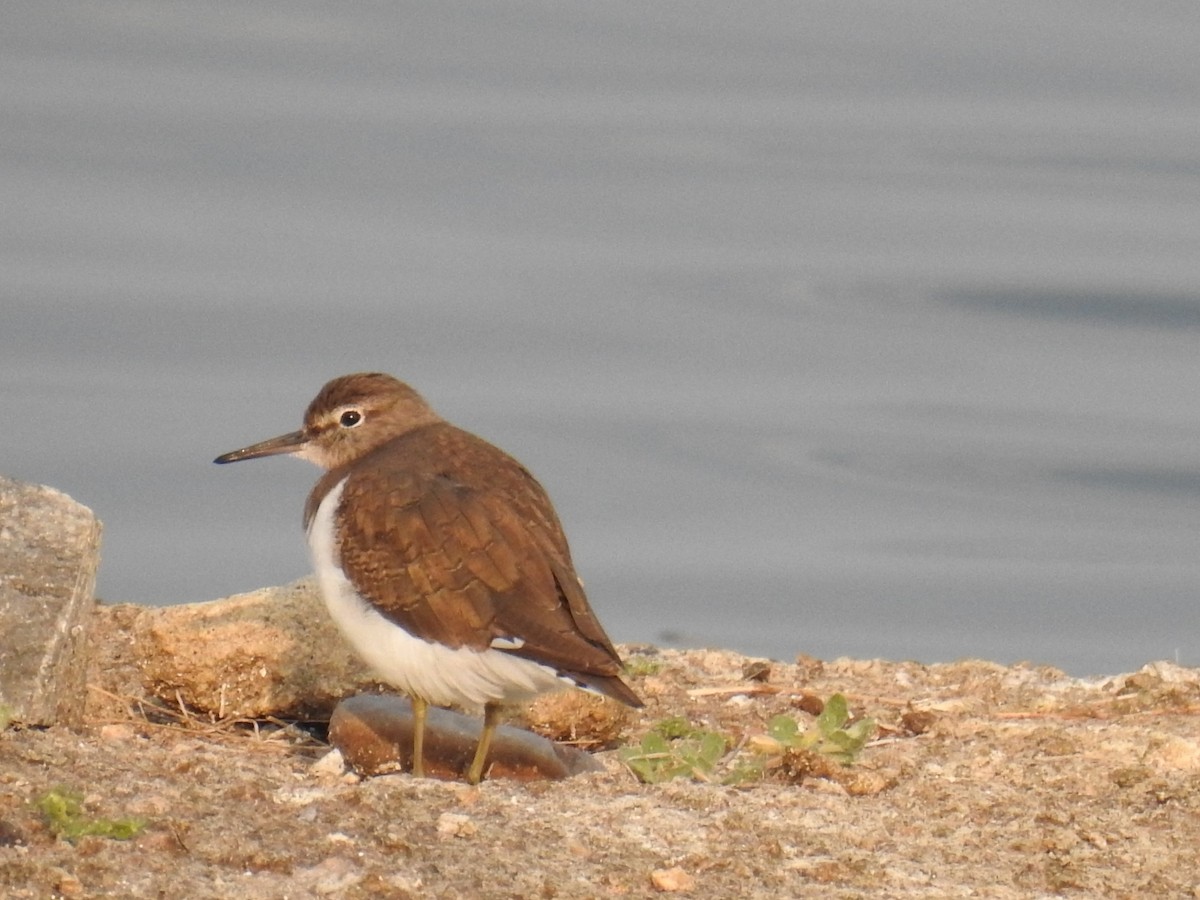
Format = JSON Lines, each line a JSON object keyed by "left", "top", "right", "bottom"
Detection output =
{"left": 2, "top": 477, "right": 1199, "bottom": 897}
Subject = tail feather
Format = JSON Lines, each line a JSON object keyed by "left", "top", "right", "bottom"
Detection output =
{"left": 565, "top": 671, "right": 644, "bottom": 708}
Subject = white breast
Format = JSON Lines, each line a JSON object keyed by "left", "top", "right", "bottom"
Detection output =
{"left": 306, "top": 477, "right": 568, "bottom": 711}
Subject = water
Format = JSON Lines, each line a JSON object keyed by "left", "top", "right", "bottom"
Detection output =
{"left": 3, "top": 3, "right": 1200, "bottom": 675}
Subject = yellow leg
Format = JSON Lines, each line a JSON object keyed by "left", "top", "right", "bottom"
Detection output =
{"left": 411, "top": 695, "right": 427, "bottom": 778}
{"left": 466, "top": 703, "right": 502, "bottom": 785}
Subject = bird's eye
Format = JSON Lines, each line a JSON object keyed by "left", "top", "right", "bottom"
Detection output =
{"left": 339, "top": 409, "right": 363, "bottom": 428}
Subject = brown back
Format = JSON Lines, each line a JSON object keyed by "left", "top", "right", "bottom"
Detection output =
{"left": 305, "top": 422, "right": 641, "bottom": 706}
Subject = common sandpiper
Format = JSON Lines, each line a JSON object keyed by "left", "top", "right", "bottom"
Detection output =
{"left": 214, "top": 372, "right": 642, "bottom": 783}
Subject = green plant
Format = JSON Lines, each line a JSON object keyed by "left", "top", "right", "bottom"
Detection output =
{"left": 620, "top": 718, "right": 728, "bottom": 784}
{"left": 621, "top": 695, "right": 876, "bottom": 786}
{"left": 0, "top": 704, "right": 12, "bottom": 731}
{"left": 36, "top": 787, "right": 146, "bottom": 842}
{"left": 760, "top": 693, "right": 876, "bottom": 765}
{"left": 624, "top": 657, "right": 664, "bottom": 677}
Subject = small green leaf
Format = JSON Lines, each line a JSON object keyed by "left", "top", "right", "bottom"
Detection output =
{"left": 621, "top": 719, "right": 733, "bottom": 784}
{"left": 825, "top": 730, "right": 857, "bottom": 752}
{"left": 36, "top": 787, "right": 146, "bottom": 842}
{"left": 695, "top": 732, "right": 727, "bottom": 769}
{"left": 747, "top": 694, "right": 876, "bottom": 776}
{"left": 767, "top": 715, "right": 800, "bottom": 744}
{"left": 843, "top": 719, "right": 876, "bottom": 745}
{"left": 640, "top": 732, "right": 671, "bottom": 755}
{"left": 816, "top": 693, "right": 850, "bottom": 735}
{"left": 724, "top": 757, "right": 768, "bottom": 785}
{"left": 653, "top": 716, "right": 697, "bottom": 740}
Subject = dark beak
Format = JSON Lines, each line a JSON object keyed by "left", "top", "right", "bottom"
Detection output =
{"left": 213, "top": 430, "right": 309, "bottom": 464}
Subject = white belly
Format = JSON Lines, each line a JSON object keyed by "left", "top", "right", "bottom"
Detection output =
{"left": 306, "top": 478, "right": 568, "bottom": 711}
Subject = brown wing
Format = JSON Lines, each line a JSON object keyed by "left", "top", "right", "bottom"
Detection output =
{"left": 328, "top": 425, "right": 638, "bottom": 701}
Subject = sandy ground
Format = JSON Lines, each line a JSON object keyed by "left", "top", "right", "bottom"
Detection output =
{"left": 3, "top": 647, "right": 1199, "bottom": 899}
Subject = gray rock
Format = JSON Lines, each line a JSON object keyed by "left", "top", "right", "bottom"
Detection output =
{"left": 128, "top": 577, "right": 378, "bottom": 719}
{"left": 329, "top": 693, "right": 605, "bottom": 781}
{"left": 0, "top": 476, "right": 102, "bottom": 727}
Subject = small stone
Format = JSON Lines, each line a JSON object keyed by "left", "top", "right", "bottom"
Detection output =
{"left": 741, "top": 659, "right": 772, "bottom": 682}
{"left": 839, "top": 769, "right": 893, "bottom": 796}
{"left": 310, "top": 748, "right": 348, "bottom": 781}
{"left": 57, "top": 874, "right": 85, "bottom": 897}
{"left": 98, "top": 723, "right": 136, "bottom": 742}
{"left": 901, "top": 709, "right": 937, "bottom": 736}
{"left": 1146, "top": 734, "right": 1200, "bottom": 771}
{"left": 794, "top": 653, "right": 825, "bottom": 677}
{"left": 794, "top": 693, "right": 825, "bottom": 717}
{"left": 436, "top": 812, "right": 477, "bottom": 838}
{"left": 650, "top": 866, "right": 695, "bottom": 892}
{"left": 0, "top": 819, "right": 26, "bottom": 848}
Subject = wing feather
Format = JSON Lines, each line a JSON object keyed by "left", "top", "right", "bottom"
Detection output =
{"left": 329, "top": 425, "right": 633, "bottom": 693}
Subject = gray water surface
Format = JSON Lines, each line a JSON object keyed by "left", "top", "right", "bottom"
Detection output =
{"left": 3, "top": 3, "right": 1200, "bottom": 675}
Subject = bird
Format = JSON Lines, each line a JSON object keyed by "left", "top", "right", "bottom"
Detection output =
{"left": 214, "top": 372, "right": 642, "bottom": 783}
